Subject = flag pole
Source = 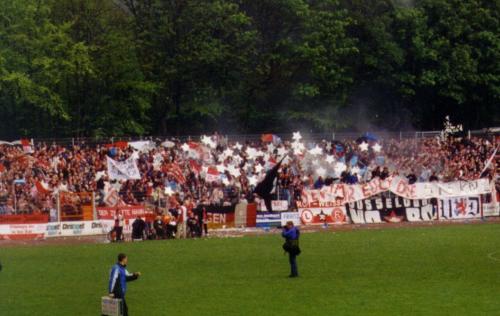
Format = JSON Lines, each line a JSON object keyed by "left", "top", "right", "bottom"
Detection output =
{"left": 479, "top": 145, "right": 499, "bottom": 177}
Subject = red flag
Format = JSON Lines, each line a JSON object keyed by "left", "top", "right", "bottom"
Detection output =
{"left": 35, "top": 181, "right": 51, "bottom": 195}
{"left": 261, "top": 134, "right": 281, "bottom": 143}
{"left": 261, "top": 134, "right": 273, "bottom": 142}
{"left": 189, "top": 160, "right": 201, "bottom": 175}
{"left": 105, "top": 141, "right": 129, "bottom": 149}
{"left": 164, "top": 163, "right": 186, "bottom": 184}
{"left": 267, "top": 156, "right": 277, "bottom": 169}
{"left": 36, "top": 158, "right": 51, "bottom": 170}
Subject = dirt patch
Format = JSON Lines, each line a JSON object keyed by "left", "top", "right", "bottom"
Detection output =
{"left": 1, "top": 217, "right": 498, "bottom": 247}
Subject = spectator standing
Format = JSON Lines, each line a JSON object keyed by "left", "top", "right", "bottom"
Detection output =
{"left": 131, "top": 216, "right": 146, "bottom": 241}
{"left": 153, "top": 215, "right": 164, "bottom": 239}
{"left": 114, "top": 210, "right": 124, "bottom": 242}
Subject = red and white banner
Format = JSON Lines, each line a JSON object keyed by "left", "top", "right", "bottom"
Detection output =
{"left": 0, "top": 223, "right": 47, "bottom": 240}
{"left": 299, "top": 207, "right": 349, "bottom": 225}
{"left": 299, "top": 177, "right": 491, "bottom": 207}
{"left": 163, "top": 163, "right": 186, "bottom": 184}
{"left": 205, "top": 167, "right": 220, "bottom": 183}
{"left": 96, "top": 205, "right": 153, "bottom": 220}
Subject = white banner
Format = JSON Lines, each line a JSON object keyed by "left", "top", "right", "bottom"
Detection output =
{"left": 299, "top": 177, "right": 492, "bottom": 207}
{"left": 45, "top": 219, "right": 146, "bottom": 238}
{"left": 298, "top": 207, "right": 349, "bottom": 225}
{"left": 106, "top": 156, "right": 141, "bottom": 180}
{"left": 45, "top": 221, "right": 108, "bottom": 237}
{"left": 60, "top": 221, "right": 106, "bottom": 236}
{"left": 205, "top": 172, "right": 220, "bottom": 183}
{"left": 46, "top": 223, "right": 61, "bottom": 237}
{"left": 281, "top": 212, "right": 301, "bottom": 226}
{"left": 483, "top": 202, "right": 500, "bottom": 217}
{"left": 258, "top": 200, "right": 289, "bottom": 211}
{"left": 439, "top": 196, "right": 481, "bottom": 220}
{"left": 129, "top": 141, "right": 155, "bottom": 152}
{"left": 0, "top": 223, "right": 47, "bottom": 240}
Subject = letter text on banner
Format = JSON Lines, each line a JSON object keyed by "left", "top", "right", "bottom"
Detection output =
{"left": 301, "top": 177, "right": 492, "bottom": 206}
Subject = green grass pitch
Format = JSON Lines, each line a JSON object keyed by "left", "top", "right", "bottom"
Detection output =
{"left": 0, "top": 224, "right": 499, "bottom": 315}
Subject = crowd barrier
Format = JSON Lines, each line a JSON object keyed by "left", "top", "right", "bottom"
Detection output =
{"left": 1, "top": 193, "right": 498, "bottom": 240}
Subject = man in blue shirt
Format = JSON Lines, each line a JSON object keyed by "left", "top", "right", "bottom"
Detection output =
{"left": 282, "top": 221, "right": 301, "bottom": 278}
{"left": 108, "top": 253, "right": 141, "bottom": 316}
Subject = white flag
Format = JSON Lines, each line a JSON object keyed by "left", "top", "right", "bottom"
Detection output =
{"left": 106, "top": 156, "right": 141, "bottom": 180}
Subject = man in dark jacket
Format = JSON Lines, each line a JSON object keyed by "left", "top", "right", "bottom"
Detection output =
{"left": 108, "top": 253, "right": 140, "bottom": 316}
{"left": 131, "top": 216, "right": 146, "bottom": 241}
{"left": 282, "top": 221, "right": 301, "bottom": 278}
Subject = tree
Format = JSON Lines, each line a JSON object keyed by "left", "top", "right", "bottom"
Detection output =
{"left": 390, "top": 0, "right": 500, "bottom": 129}
{"left": 50, "top": 0, "right": 154, "bottom": 136}
{"left": 123, "top": 0, "right": 256, "bottom": 135}
{"left": 234, "top": 0, "right": 357, "bottom": 132}
{"left": 0, "top": 0, "right": 75, "bottom": 137}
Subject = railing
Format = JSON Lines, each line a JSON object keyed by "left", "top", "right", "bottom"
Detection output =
{"left": 21, "top": 127, "right": 500, "bottom": 147}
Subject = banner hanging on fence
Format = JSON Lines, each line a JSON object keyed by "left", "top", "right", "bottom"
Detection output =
{"left": 256, "top": 212, "right": 282, "bottom": 227}
{"left": 0, "top": 223, "right": 47, "bottom": 240}
{"left": 96, "top": 205, "right": 153, "bottom": 220}
{"left": 45, "top": 221, "right": 107, "bottom": 237}
{"left": 345, "top": 196, "right": 435, "bottom": 224}
{"left": 298, "top": 206, "right": 349, "bottom": 225}
{"left": 106, "top": 156, "right": 141, "bottom": 180}
{"left": 299, "top": 177, "right": 491, "bottom": 207}
{"left": 194, "top": 204, "right": 235, "bottom": 229}
{"left": 439, "top": 196, "right": 481, "bottom": 220}
{"left": 257, "top": 200, "right": 289, "bottom": 212}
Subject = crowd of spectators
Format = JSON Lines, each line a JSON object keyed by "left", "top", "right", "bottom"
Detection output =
{"left": 0, "top": 132, "right": 497, "bottom": 216}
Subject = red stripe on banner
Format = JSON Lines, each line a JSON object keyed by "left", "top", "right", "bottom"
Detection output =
{"left": 0, "top": 215, "right": 49, "bottom": 224}
{"left": 246, "top": 203, "right": 257, "bottom": 227}
{"left": 0, "top": 233, "right": 44, "bottom": 240}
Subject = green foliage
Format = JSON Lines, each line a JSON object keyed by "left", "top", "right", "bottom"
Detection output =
{"left": 0, "top": 0, "right": 498, "bottom": 137}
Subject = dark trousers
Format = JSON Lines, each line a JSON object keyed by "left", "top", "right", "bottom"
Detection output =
{"left": 114, "top": 293, "right": 128, "bottom": 316}
{"left": 155, "top": 228, "right": 164, "bottom": 239}
{"left": 168, "top": 224, "right": 177, "bottom": 238}
{"left": 115, "top": 226, "right": 123, "bottom": 241}
{"left": 121, "top": 297, "right": 128, "bottom": 316}
{"left": 289, "top": 253, "right": 298, "bottom": 276}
